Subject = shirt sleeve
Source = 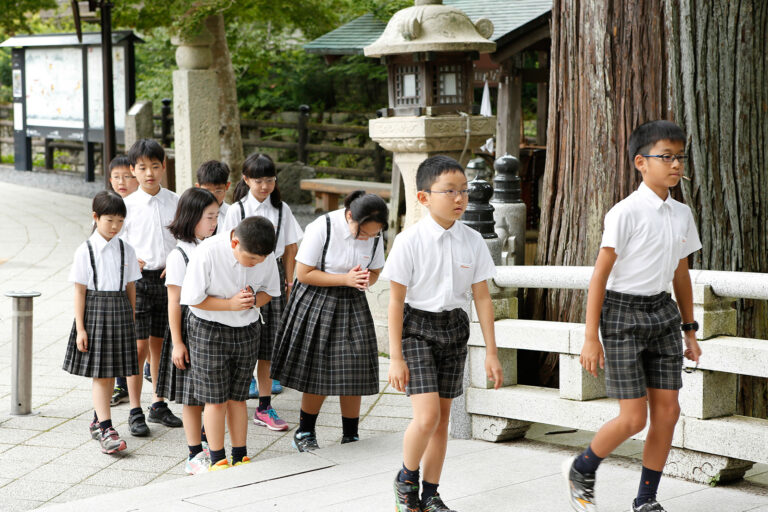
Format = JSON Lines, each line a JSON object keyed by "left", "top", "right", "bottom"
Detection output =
{"left": 472, "top": 237, "right": 497, "bottom": 283}
{"left": 221, "top": 203, "right": 241, "bottom": 233}
{"left": 123, "top": 243, "right": 142, "bottom": 284}
{"left": 679, "top": 207, "right": 702, "bottom": 259}
{"left": 600, "top": 207, "right": 632, "bottom": 255}
{"left": 164, "top": 249, "right": 186, "bottom": 287}
{"left": 68, "top": 243, "right": 91, "bottom": 285}
{"left": 180, "top": 248, "right": 211, "bottom": 307}
{"left": 295, "top": 217, "right": 324, "bottom": 267}
{"left": 250, "top": 253, "right": 282, "bottom": 297}
{"left": 380, "top": 234, "right": 412, "bottom": 286}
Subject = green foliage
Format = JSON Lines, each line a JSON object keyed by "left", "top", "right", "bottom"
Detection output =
{"left": 0, "top": 0, "right": 58, "bottom": 35}
{"left": 133, "top": 27, "right": 176, "bottom": 112}
{"left": 363, "top": 0, "right": 412, "bottom": 22}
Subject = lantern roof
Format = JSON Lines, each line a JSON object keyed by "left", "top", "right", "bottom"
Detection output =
{"left": 363, "top": 0, "right": 495, "bottom": 58}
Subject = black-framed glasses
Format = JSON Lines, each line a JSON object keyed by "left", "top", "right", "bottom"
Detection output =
{"left": 426, "top": 189, "right": 470, "bottom": 198}
{"left": 641, "top": 153, "right": 688, "bottom": 164}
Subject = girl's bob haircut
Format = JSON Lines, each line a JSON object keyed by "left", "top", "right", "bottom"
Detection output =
{"left": 168, "top": 187, "right": 218, "bottom": 243}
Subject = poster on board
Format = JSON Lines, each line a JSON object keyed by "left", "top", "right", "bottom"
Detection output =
{"left": 24, "top": 47, "right": 84, "bottom": 128}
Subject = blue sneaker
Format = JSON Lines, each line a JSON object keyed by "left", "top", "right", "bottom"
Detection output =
{"left": 271, "top": 380, "right": 283, "bottom": 395}
{"left": 248, "top": 377, "right": 259, "bottom": 399}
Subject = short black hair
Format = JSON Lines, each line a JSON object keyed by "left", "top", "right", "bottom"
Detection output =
{"left": 234, "top": 216, "right": 276, "bottom": 256}
{"left": 127, "top": 138, "right": 165, "bottom": 166}
{"left": 416, "top": 155, "right": 465, "bottom": 191}
{"left": 232, "top": 178, "right": 249, "bottom": 203}
{"left": 628, "top": 120, "right": 686, "bottom": 162}
{"left": 242, "top": 153, "right": 281, "bottom": 208}
{"left": 344, "top": 190, "right": 389, "bottom": 237}
{"left": 168, "top": 188, "right": 218, "bottom": 243}
{"left": 109, "top": 155, "right": 131, "bottom": 172}
{"left": 92, "top": 190, "right": 126, "bottom": 218}
{"left": 197, "top": 160, "right": 230, "bottom": 185}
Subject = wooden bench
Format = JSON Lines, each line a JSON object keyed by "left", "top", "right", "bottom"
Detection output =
{"left": 300, "top": 178, "right": 392, "bottom": 212}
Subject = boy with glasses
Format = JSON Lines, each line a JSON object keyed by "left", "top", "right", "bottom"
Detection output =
{"left": 564, "top": 120, "right": 702, "bottom": 512}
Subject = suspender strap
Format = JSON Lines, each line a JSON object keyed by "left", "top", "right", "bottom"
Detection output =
{"left": 320, "top": 214, "right": 331, "bottom": 272}
{"left": 176, "top": 246, "right": 189, "bottom": 265}
{"left": 119, "top": 239, "right": 125, "bottom": 291}
{"left": 239, "top": 199, "right": 246, "bottom": 221}
{"left": 367, "top": 236, "right": 380, "bottom": 269}
{"left": 274, "top": 204, "right": 283, "bottom": 252}
{"left": 86, "top": 240, "right": 98, "bottom": 291}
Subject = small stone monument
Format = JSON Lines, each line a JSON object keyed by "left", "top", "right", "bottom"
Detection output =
{"left": 491, "top": 154, "right": 526, "bottom": 265}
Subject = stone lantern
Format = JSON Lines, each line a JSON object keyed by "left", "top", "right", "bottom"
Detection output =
{"left": 491, "top": 154, "right": 525, "bottom": 265}
{"left": 365, "top": 0, "right": 496, "bottom": 227}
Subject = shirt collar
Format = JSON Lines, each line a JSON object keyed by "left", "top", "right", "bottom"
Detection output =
{"left": 421, "top": 213, "right": 461, "bottom": 240}
{"left": 637, "top": 182, "right": 672, "bottom": 210}
{"left": 89, "top": 231, "right": 118, "bottom": 252}
{"left": 134, "top": 186, "right": 164, "bottom": 204}
{"left": 245, "top": 192, "right": 268, "bottom": 210}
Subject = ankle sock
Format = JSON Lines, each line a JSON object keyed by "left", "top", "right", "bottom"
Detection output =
{"left": 210, "top": 448, "right": 226, "bottom": 465}
{"left": 421, "top": 481, "right": 439, "bottom": 502}
{"left": 398, "top": 463, "right": 420, "bottom": 485}
{"left": 129, "top": 407, "right": 142, "bottom": 417}
{"left": 98, "top": 419, "right": 112, "bottom": 432}
{"left": 299, "top": 409, "right": 318, "bottom": 434}
{"left": 231, "top": 446, "right": 247, "bottom": 464}
{"left": 258, "top": 396, "right": 271, "bottom": 412}
{"left": 636, "top": 466, "right": 662, "bottom": 505}
{"left": 116, "top": 377, "right": 127, "bottom": 388}
{"left": 188, "top": 444, "right": 203, "bottom": 459}
{"left": 573, "top": 444, "right": 604, "bottom": 474}
{"left": 151, "top": 401, "right": 166, "bottom": 410}
{"left": 341, "top": 416, "right": 359, "bottom": 438}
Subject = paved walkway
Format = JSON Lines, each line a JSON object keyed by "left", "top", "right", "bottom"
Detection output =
{"left": 0, "top": 177, "right": 766, "bottom": 511}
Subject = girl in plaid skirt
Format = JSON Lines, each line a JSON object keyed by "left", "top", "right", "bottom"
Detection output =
{"left": 271, "top": 191, "right": 388, "bottom": 452}
{"left": 63, "top": 191, "right": 142, "bottom": 454}
{"left": 155, "top": 187, "right": 219, "bottom": 475}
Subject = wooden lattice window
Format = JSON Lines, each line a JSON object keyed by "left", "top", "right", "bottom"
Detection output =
{"left": 395, "top": 65, "right": 421, "bottom": 106}
{"left": 435, "top": 64, "right": 463, "bottom": 105}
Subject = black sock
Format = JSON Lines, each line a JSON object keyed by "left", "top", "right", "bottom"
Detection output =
{"left": 210, "top": 448, "right": 226, "bottom": 465}
{"left": 258, "top": 396, "right": 271, "bottom": 412}
{"left": 231, "top": 445, "right": 247, "bottom": 464}
{"left": 636, "top": 466, "right": 663, "bottom": 505}
{"left": 421, "top": 481, "right": 439, "bottom": 502}
{"left": 99, "top": 419, "right": 112, "bottom": 432}
{"left": 93, "top": 411, "right": 98, "bottom": 423}
{"left": 201, "top": 427, "right": 207, "bottom": 443}
{"left": 116, "top": 377, "right": 127, "bottom": 388}
{"left": 573, "top": 444, "right": 604, "bottom": 474}
{"left": 299, "top": 409, "right": 318, "bottom": 434}
{"left": 188, "top": 444, "right": 203, "bottom": 459}
{"left": 129, "top": 407, "right": 142, "bottom": 417}
{"left": 398, "top": 463, "right": 419, "bottom": 484}
{"left": 341, "top": 416, "right": 359, "bottom": 438}
{"left": 151, "top": 401, "right": 166, "bottom": 410}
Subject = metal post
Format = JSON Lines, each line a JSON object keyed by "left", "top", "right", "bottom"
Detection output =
{"left": 100, "top": 1, "right": 116, "bottom": 188}
{"left": 297, "top": 104, "right": 310, "bottom": 164}
{"left": 161, "top": 98, "right": 172, "bottom": 147}
{"left": 5, "top": 291, "right": 41, "bottom": 416}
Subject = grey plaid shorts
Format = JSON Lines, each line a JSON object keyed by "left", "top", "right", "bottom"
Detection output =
{"left": 402, "top": 305, "right": 470, "bottom": 399}
{"left": 134, "top": 269, "right": 168, "bottom": 340}
{"left": 600, "top": 290, "right": 683, "bottom": 399}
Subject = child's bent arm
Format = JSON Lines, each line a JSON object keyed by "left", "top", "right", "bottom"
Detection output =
{"left": 297, "top": 262, "right": 367, "bottom": 289}
{"left": 194, "top": 290, "right": 255, "bottom": 311}
{"left": 167, "top": 285, "right": 188, "bottom": 369}
{"left": 581, "top": 247, "right": 617, "bottom": 377}
{"left": 283, "top": 243, "right": 298, "bottom": 283}
{"left": 672, "top": 257, "right": 702, "bottom": 364}
{"left": 74, "top": 283, "right": 87, "bottom": 352}
{"left": 472, "top": 280, "right": 503, "bottom": 389}
{"left": 387, "top": 281, "right": 409, "bottom": 392}
{"left": 368, "top": 267, "right": 382, "bottom": 287}
{"left": 253, "top": 291, "right": 272, "bottom": 308}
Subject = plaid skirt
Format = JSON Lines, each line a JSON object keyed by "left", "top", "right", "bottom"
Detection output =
{"left": 257, "top": 259, "right": 286, "bottom": 361}
{"left": 187, "top": 312, "right": 260, "bottom": 404}
{"left": 62, "top": 291, "right": 139, "bottom": 378}
{"left": 270, "top": 282, "right": 379, "bottom": 396}
{"left": 156, "top": 306, "right": 202, "bottom": 406}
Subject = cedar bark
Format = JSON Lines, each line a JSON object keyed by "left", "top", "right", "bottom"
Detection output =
{"left": 205, "top": 14, "right": 245, "bottom": 194}
{"left": 538, "top": 0, "right": 768, "bottom": 416}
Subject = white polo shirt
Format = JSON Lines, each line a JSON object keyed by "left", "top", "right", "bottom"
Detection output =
{"left": 601, "top": 182, "right": 701, "bottom": 295}
{"left": 296, "top": 208, "right": 385, "bottom": 274}
{"left": 69, "top": 232, "right": 142, "bottom": 291}
{"left": 180, "top": 232, "right": 282, "bottom": 327}
{"left": 221, "top": 193, "right": 303, "bottom": 259}
{"left": 121, "top": 187, "right": 179, "bottom": 270}
{"left": 381, "top": 214, "right": 496, "bottom": 312}
{"left": 164, "top": 240, "right": 199, "bottom": 287}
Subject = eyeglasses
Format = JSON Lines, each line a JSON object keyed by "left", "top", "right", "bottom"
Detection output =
{"left": 426, "top": 189, "right": 470, "bottom": 198}
{"left": 641, "top": 154, "right": 688, "bottom": 164}
{"left": 252, "top": 177, "right": 277, "bottom": 185}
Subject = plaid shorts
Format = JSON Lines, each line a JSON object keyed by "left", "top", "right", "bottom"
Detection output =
{"left": 187, "top": 313, "right": 260, "bottom": 404}
{"left": 402, "top": 304, "right": 470, "bottom": 399}
{"left": 134, "top": 269, "right": 168, "bottom": 340}
{"left": 600, "top": 290, "right": 683, "bottom": 399}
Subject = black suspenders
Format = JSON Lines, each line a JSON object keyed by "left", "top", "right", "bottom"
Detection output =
{"left": 319, "top": 214, "right": 380, "bottom": 271}
{"left": 241, "top": 200, "right": 284, "bottom": 253}
{"left": 86, "top": 239, "right": 125, "bottom": 291}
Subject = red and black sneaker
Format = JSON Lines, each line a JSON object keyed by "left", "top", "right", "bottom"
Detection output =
{"left": 99, "top": 427, "right": 127, "bottom": 454}
{"left": 394, "top": 473, "right": 422, "bottom": 512}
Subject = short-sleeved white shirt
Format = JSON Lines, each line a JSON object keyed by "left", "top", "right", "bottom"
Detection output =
{"left": 217, "top": 202, "right": 230, "bottom": 231}
{"left": 121, "top": 187, "right": 179, "bottom": 270}
{"left": 601, "top": 182, "right": 702, "bottom": 295}
{"left": 221, "top": 193, "right": 303, "bottom": 258}
{"left": 381, "top": 214, "right": 496, "bottom": 312}
{"left": 69, "top": 232, "right": 142, "bottom": 291}
{"left": 180, "top": 232, "right": 282, "bottom": 327}
{"left": 164, "top": 240, "right": 199, "bottom": 287}
{"left": 296, "top": 208, "right": 385, "bottom": 274}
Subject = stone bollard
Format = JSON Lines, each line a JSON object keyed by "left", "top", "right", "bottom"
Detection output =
{"left": 6, "top": 291, "right": 41, "bottom": 416}
{"left": 125, "top": 101, "right": 154, "bottom": 150}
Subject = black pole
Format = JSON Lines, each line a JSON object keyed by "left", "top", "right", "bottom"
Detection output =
{"left": 101, "top": 1, "right": 116, "bottom": 186}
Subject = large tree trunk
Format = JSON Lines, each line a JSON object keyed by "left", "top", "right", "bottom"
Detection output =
{"left": 666, "top": 0, "right": 768, "bottom": 417}
{"left": 205, "top": 14, "right": 245, "bottom": 194}
{"left": 538, "top": 0, "right": 768, "bottom": 416}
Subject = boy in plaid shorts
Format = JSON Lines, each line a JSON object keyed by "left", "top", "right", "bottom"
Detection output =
{"left": 181, "top": 216, "right": 281, "bottom": 470}
{"left": 564, "top": 120, "right": 703, "bottom": 512}
{"left": 383, "top": 155, "right": 504, "bottom": 512}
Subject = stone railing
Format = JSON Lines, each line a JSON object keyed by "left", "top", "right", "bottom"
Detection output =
{"left": 466, "top": 266, "right": 768, "bottom": 485}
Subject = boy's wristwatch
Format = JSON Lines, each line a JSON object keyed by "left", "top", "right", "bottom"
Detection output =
{"left": 681, "top": 321, "right": 699, "bottom": 332}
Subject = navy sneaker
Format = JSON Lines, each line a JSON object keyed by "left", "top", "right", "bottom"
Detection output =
{"left": 632, "top": 499, "right": 667, "bottom": 511}
{"left": 147, "top": 404, "right": 182, "bottom": 427}
{"left": 340, "top": 435, "right": 359, "bottom": 444}
{"left": 393, "top": 473, "right": 422, "bottom": 512}
{"left": 128, "top": 410, "right": 150, "bottom": 437}
{"left": 292, "top": 430, "right": 319, "bottom": 452}
{"left": 422, "top": 494, "right": 456, "bottom": 512}
{"left": 563, "top": 456, "right": 597, "bottom": 512}
{"left": 110, "top": 385, "right": 129, "bottom": 406}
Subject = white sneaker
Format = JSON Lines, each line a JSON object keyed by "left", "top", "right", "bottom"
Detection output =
{"left": 185, "top": 451, "right": 210, "bottom": 475}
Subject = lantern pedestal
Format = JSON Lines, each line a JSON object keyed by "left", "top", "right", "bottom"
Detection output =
{"left": 369, "top": 115, "right": 495, "bottom": 227}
